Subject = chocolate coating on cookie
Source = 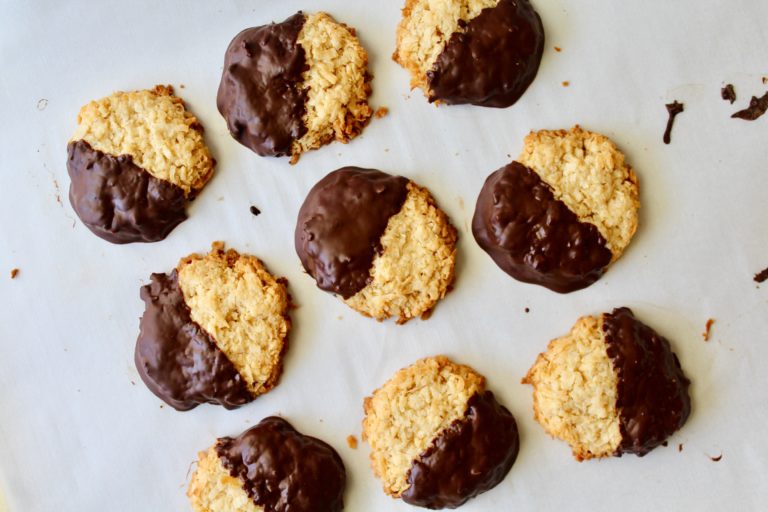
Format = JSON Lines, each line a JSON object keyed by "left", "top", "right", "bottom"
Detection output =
{"left": 135, "top": 271, "right": 252, "bottom": 411}
{"left": 427, "top": 0, "right": 544, "bottom": 107}
{"left": 402, "top": 391, "right": 519, "bottom": 509}
{"left": 295, "top": 167, "right": 409, "bottom": 298}
{"left": 216, "top": 416, "right": 346, "bottom": 512}
{"left": 217, "top": 13, "right": 308, "bottom": 156}
{"left": 603, "top": 307, "right": 691, "bottom": 456}
{"left": 472, "top": 162, "right": 612, "bottom": 293}
{"left": 67, "top": 140, "right": 187, "bottom": 244}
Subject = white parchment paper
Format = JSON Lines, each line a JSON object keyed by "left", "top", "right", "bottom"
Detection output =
{"left": 1, "top": 0, "right": 767, "bottom": 510}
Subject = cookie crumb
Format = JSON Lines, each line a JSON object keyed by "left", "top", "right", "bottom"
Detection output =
{"left": 37, "top": 98, "right": 48, "bottom": 111}
{"left": 754, "top": 266, "right": 768, "bottom": 283}
{"left": 346, "top": 435, "right": 358, "bottom": 449}
{"left": 721, "top": 84, "right": 736, "bottom": 104}
{"left": 554, "top": 46, "right": 562, "bottom": 52}
{"left": 709, "top": 453, "right": 723, "bottom": 462}
{"left": 561, "top": 81, "right": 570, "bottom": 87}
{"left": 375, "top": 107, "right": 389, "bottom": 118}
{"left": 10, "top": 268, "right": 19, "bottom": 279}
{"left": 732, "top": 91, "right": 768, "bottom": 120}
{"left": 663, "top": 101, "right": 684, "bottom": 144}
{"left": 678, "top": 443, "right": 684, "bottom": 452}
{"left": 702, "top": 318, "right": 715, "bottom": 341}
{"left": 249, "top": 205, "right": 261, "bottom": 216}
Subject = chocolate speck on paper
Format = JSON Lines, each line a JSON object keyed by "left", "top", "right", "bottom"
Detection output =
{"left": 754, "top": 267, "right": 768, "bottom": 283}
{"left": 702, "top": 318, "right": 715, "bottom": 341}
{"left": 346, "top": 435, "right": 358, "bottom": 449}
{"left": 10, "top": 268, "right": 20, "bottom": 279}
{"left": 37, "top": 98, "right": 48, "bottom": 111}
{"left": 249, "top": 205, "right": 261, "bottom": 216}
{"left": 709, "top": 453, "right": 723, "bottom": 462}
{"left": 375, "top": 107, "right": 389, "bottom": 118}
{"left": 663, "top": 101, "right": 684, "bottom": 144}
{"left": 732, "top": 91, "right": 768, "bottom": 120}
{"left": 721, "top": 84, "right": 736, "bottom": 104}
{"left": 524, "top": 307, "right": 530, "bottom": 313}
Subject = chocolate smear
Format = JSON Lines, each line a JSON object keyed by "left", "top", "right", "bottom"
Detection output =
{"left": 663, "top": 101, "right": 684, "bottom": 144}
{"left": 732, "top": 91, "right": 768, "bottom": 120}
{"left": 754, "top": 266, "right": 768, "bottom": 283}
{"left": 721, "top": 84, "right": 736, "bottom": 104}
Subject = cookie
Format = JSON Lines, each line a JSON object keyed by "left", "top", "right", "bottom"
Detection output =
{"left": 188, "top": 416, "right": 346, "bottom": 512}
{"left": 295, "top": 167, "right": 457, "bottom": 324}
{"left": 522, "top": 307, "right": 691, "bottom": 460}
{"left": 217, "top": 12, "right": 373, "bottom": 163}
{"left": 135, "top": 243, "right": 290, "bottom": 410}
{"left": 393, "top": 0, "right": 544, "bottom": 107}
{"left": 67, "top": 85, "right": 214, "bottom": 244}
{"left": 472, "top": 126, "right": 639, "bottom": 293}
{"left": 362, "top": 356, "right": 519, "bottom": 508}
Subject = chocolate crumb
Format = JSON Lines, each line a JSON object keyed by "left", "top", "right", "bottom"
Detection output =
{"left": 249, "top": 205, "right": 261, "bottom": 216}
{"left": 732, "top": 91, "right": 768, "bottom": 120}
{"left": 561, "top": 81, "right": 570, "bottom": 87}
{"left": 554, "top": 46, "right": 562, "bottom": 52}
{"left": 754, "top": 267, "right": 768, "bottom": 283}
{"left": 524, "top": 307, "right": 530, "bottom": 313}
{"left": 179, "top": 84, "right": 186, "bottom": 89}
{"left": 721, "top": 84, "right": 736, "bottom": 104}
{"left": 375, "top": 107, "right": 389, "bottom": 118}
{"left": 346, "top": 435, "right": 358, "bottom": 449}
{"left": 10, "top": 268, "right": 19, "bottom": 279}
{"left": 663, "top": 101, "right": 684, "bottom": 144}
{"left": 709, "top": 453, "right": 723, "bottom": 462}
{"left": 678, "top": 443, "right": 683, "bottom": 452}
{"left": 702, "top": 318, "right": 715, "bottom": 341}
{"left": 662, "top": 441, "right": 668, "bottom": 447}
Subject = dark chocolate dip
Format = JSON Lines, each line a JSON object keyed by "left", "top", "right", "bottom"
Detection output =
{"left": 603, "top": 307, "right": 691, "bottom": 456}
{"left": 402, "top": 391, "right": 519, "bottom": 509}
{"left": 216, "top": 416, "right": 346, "bottom": 512}
{"left": 427, "top": 0, "right": 545, "bottom": 107}
{"left": 134, "top": 270, "right": 252, "bottom": 411}
{"left": 472, "top": 162, "right": 612, "bottom": 293}
{"left": 295, "top": 167, "right": 409, "bottom": 299}
{"left": 216, "top": 13, "right": 308, "bottom": 156}
{"left": 67, "top": 140, "right": 187, "bottom": 244}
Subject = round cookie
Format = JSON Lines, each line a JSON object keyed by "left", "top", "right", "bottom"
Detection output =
{"left": 522, "top": 307, "right": 691, "bottom": 460}
{"left": 188, "top": 416, "right": 346, "bottom": 512}
{"left": 67, "top": 85, "right": 214, "bottom": 244}
{"left": 362, "top": 356, "right": 519, "bottom": 509}
{"left": 472, "top": 126, "right": 639, "bottom": 293}
{"left": 295, "top": 167, "right": 457, "bottom": 324}
{"left": 393, "top": 0, "right": 544, "bottom": 107}
{"left": 217, "top": 11, "right": 373, "bottom": 163}
{"left": 135, "top": 242, "right": 291, "bottom": 410}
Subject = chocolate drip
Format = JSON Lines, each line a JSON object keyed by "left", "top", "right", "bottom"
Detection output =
{"left": 427, "top": 0, "right": 544, "bottom": 108}
{"left": 731, "top": 91, "right": 768, "bottom": 121}
{"left": 663, "top": 101, "right": 684, "bottom": 144}
{"left": 134, "top": 271, "right": 252, "bottom": 411}
{"left": 472, "top": 162, "right": 612, "bottom": 293}
{"left": 602, "top": 307, "right": 691, "bottom": 456}
{"left": 295, "top": 167, "right": 409, "bottom": 298}
{"left": 217, "top": 12, "right": 308, "bottom": 156}
{"left": 67, "top": 140, "right": 187, "bottom": 244}
{"left": 216, "top": 416, "right": 346, "bottom": 512}
{"left": 402, "top": 391, "right": 519, "bottom": 509}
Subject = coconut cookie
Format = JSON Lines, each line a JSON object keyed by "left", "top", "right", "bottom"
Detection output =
{"left": 135, "top": 243, "right": 291, "bottom": 411}
{"left": 67, "top": 85, "right": 214, "bottom": 244}
{"left": 363, "top": 356, "right": 519, "bottom": 509}
{"left": 188, "top": 416, "right": 346, "bottom": 512}
{"left": 472, "top": 126, "right": 639, "bottom": 293}
{"left": 523, "top": 307, "right": 691, "bottom": 460}
{"left": 295, "top": 167, "right": 457, "bottom": 324}
{"left": 217, "top": 12, "right": 373, "bottom": 163}
{"left": 394, "top": 0, "right": 544, "bottom": 107}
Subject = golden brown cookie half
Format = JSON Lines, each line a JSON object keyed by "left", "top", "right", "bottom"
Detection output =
{"left": 135, "top": 242, "right": 291, "bottom": 410}
{"left": 473, "top": 126, "right": 640, "bottom": 292}
{"left": 295, "top": 167, "right": 457, "bottom": 324}
{"left": 188, "top": 416, "right": 346, "bottom": 512}
{"left": 394, "top": 0, "right": 544, "bottom": 107}
{"left": 67, "top": 85, "right": 214, "bottom": 243}
{"left": 363, "top": 356, "right": 519, "bottom": 508}
{"left": 523, "top": 307, "right": 691, "bottom": 460}
{"left": 217, "top": 12, "right": 373, "bottom": 163}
